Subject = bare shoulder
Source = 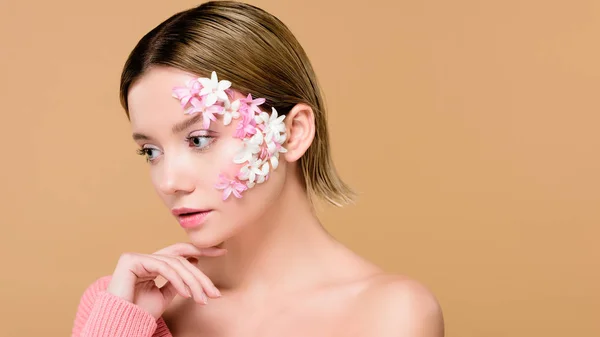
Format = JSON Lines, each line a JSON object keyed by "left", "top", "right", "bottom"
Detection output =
{"left": 350, "top": 273, "right": 444, "bottom": 337}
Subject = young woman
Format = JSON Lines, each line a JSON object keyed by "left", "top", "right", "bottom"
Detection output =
{"left": 71, "top": 1, "right": 444, "bottom": 336}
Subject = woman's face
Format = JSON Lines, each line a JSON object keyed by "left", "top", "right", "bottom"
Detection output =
{"left": 127, "top": 66, "right": 287, "bottom": 248}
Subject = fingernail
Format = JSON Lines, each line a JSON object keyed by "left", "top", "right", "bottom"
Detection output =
{"left": 200, "top": 292, "right": 208, "bottom": 304}
{"left": 215, "top": 288, "right": 221, "bottom": 297}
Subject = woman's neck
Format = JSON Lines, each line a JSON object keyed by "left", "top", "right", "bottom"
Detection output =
{"left": 199, "top": 175, "right": 354, "bottom": 297}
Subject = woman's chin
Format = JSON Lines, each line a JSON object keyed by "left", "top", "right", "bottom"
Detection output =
{"left": 186, "top": 230, "right": 230, "bottom": 249}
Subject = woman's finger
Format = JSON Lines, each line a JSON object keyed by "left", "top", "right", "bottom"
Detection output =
{"left": 159, "top": 281, "right": 179, "bottom": 303}
{"left": 152, "top": 255, "right": 208, "bottom": 304}
{"left": 131, "top": 256, "right": 191, "bottom": 299}
{"left": 177, "top": 256, "right": 221, "bottom": 298}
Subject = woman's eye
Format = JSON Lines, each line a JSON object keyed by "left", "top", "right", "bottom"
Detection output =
{"left": 137, "top": 147, "right": 161, "bottom": 162}
{"left": 188, "top": 136, "right": 213, "bottom": 150}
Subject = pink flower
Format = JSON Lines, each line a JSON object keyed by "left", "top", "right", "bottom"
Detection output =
{"left": 234, "top": 112, "right": 257, "bottom": 139}
{"left": 215, "top": 174, "right": 247, "bottom": 200}
{"left": 259, "top": 144, "right": 269, "bottom": 160}
{"left": 172, "top": 79, "right": 202, "bottom": 107}
{"left": 242, "top": 93, "right": 266, "bottom": 116}
{"left": 186, "top": 96, "right": 223, "bottom": 129}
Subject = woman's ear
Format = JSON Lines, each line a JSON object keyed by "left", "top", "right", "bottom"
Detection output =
{"left": 283, "top": 103, "right": 315, "bottom": 163}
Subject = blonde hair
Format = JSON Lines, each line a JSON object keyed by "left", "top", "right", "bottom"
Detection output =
{"left": 119, "top": 1, "right": 355, "bottom": 206}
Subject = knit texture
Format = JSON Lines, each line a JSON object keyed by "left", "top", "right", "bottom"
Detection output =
{"left": 71, "top": 276, "right": 173, "bottom": 337}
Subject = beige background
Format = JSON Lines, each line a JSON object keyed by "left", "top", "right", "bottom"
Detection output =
{"left": 1, "top": 0, "right": 598, "bottom": 336}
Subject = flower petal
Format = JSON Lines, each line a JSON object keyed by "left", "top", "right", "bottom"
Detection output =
{"left": 260, "top": 162, "right": 270, "bottom": 175}
{"left": 223, "top": 187, "right": 233, "bottom": 200}
{"left": 270, "top": 155, "right": 279, "bottom": 169}
{"left": 202, "top": 116, "right": 211, "bottom": 129}
{"left": 238, "top": 166, "right": 249, "bottom": 178}
{"left": 215, "top": 182, "right": 228, "bottom": 189}
{"left": 265, "top": 131, "right": 273, "bottom": 143}
{"left": 204, "top": 94, "right": 217, "bottom": 107}
{"left": 217, "top": 90, "right": 229, "bottom": 102}
{"left": 199, "top": 87, "right": 212, "bottom": 96}
{"left": 198, "top": 76, "right": 212, "bottom": 87}
{"left": 217, "top": 80, "right": 232, "bottom": 91}
{"left": 223, "top": 113, "right": 232, "bottom": 125}
{"left": 233, "top": 147, "right": 252, "bottom": 164}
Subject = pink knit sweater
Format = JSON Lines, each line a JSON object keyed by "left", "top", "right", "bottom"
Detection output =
{"left": 72, "top": 276, "right": 173, "bottom": 337}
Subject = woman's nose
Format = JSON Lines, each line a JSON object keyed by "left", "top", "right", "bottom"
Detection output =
{"left": 157, "top": 154, "right": 196, "bottom": 195}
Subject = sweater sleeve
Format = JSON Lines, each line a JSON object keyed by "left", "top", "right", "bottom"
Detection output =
{"left": 71, "top": 276, "right": 159, "bottom": 337}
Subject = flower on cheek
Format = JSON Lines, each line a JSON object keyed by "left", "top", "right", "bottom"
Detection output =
{"left": 186, "top": 96, "right": 223, "bottom": 129}
{"left": 234, "top": 111, "right": 258, "bottom": 139}
{"left": 237, "top": 157, "right": 266, "bottom": 184}
{"left": 242, "top": 94, "right": 266, "bottom": 116}
{"left": 233, "top": 131, "right": 263, "bottom": 164}
{"left": 215, "top": 174, "right": 247, "bottom": 200}
{"left": 221, "top": 99, "right": 241, "bottom": 126}
{"left": 198, "top": 71, "right": 231, "bottom": 107}
{"left": 171, "top": 71, "right": 288, "bottom": 201}
{"left": 266, "top": 142, "right": 287, "bottom": 170}
{"left": 261, "top": 107, "right": 287, "bottom": 144}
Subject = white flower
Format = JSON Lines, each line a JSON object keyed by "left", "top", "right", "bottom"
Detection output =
{"left": 221, "top": 99, "right": 241, "bottom": 126}
{"left": 265, "top": 137, "right": 288, "bottom": 170}
{"left": 262, "top": 108, "right": 286, "bottom": 143}
{"left": 233, "top": 131, "right": 263, "bottom": 164}
{"left": 269, "top": 146, "right": 288, "bottom": 170}
{"left": 198, "top": 71, "right": 231, "bottom": 106}
{"left": 238, "top": 157, "right": 264, "bottom": 184}
{"left": 266, "top": 135, "right": 287, "bottom": 154}
{"left": 254, "top": 110, "right": 270, "bottom": 124}
{"left": 256, "top": 161, "right": 270, "bottom": 183}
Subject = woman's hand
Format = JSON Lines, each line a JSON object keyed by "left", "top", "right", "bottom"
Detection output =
{"left": 106, "top": 242, "right": 226, "bottom": 319}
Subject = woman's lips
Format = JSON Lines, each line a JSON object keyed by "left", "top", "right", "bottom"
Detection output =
{"left": 171, "top": 208, "right": 212, "bottom": 229}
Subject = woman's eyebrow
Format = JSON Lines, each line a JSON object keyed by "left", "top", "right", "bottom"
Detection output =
{"left": 132, "top": 114, "right": 204, "bottom": 141}
{"left": 132, "top": 132, "right": 150, "bottom": 141}
{"left": 172, "top": 113, "right": 203, "bottom": 134}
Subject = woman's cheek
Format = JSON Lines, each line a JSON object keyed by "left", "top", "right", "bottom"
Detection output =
{"left": 213, "top": 137, "right": 244, "bottom": 180}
